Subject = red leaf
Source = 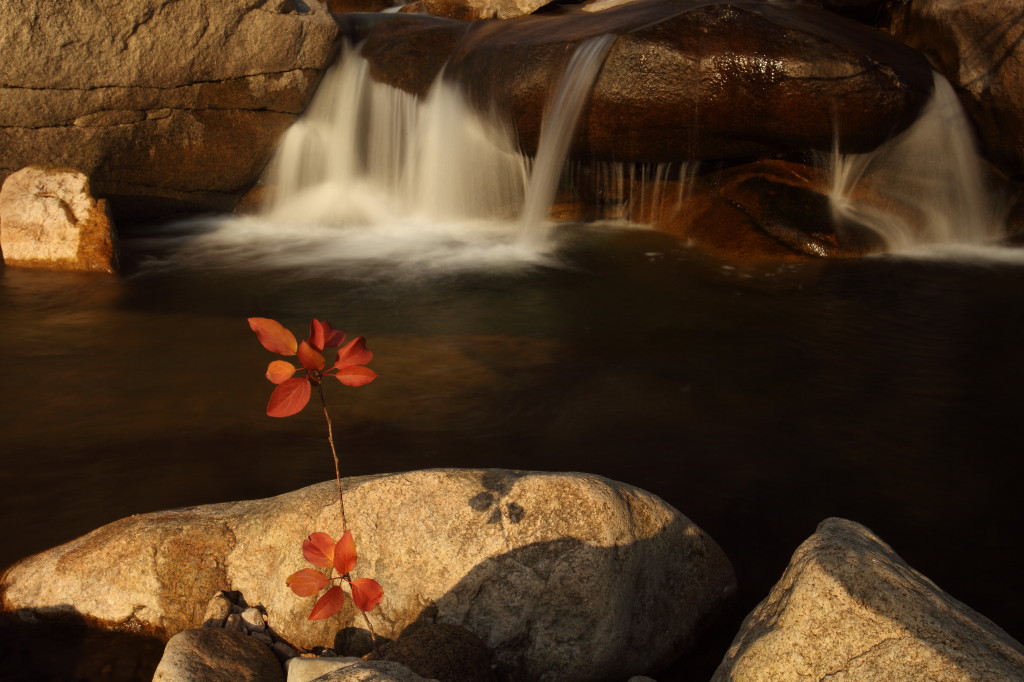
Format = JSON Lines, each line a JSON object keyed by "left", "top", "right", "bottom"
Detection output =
{"left": 297, "top": 341, "right": 326, "bottom": 371}
{"left": 349, "top": 578, "right": 384, "bottom": 612}
{"left": 334, "top": 530, "right": 358, "bottom": 576}
{"left": 309, "top": 319, "right": 346, "bottom": 351}
{"left": 308, "top": 585, "right": 345, "bottom": 621}
{"left": 302, "top": 532, "right": 336, "bottom": 568}
{"left": 334, "top": 365, "right": 378, "bottom": 387}
{"left": 267, "top": 377, "right": 311, "bottom": 417}
{"left": 248, "top": 318, "right": 298, "bottom": 356}
{"left": 334, "top": 337, "right": 373, "bottom": 369}
{"left": 286, "top": 568, "right": 329, "bottom": 598}
{"left": 266, "top": 360, "right": 297, "bottom": 385}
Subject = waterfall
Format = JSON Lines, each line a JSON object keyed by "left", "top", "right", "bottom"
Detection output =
{"left": 822, "top": 73, "right": 1005, "bottom": 252}
{"left": 517, "top": 34, "right": 617, "bottom": 249}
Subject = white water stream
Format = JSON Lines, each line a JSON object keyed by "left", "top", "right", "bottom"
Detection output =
{"left": 822, "top": 73, "right": 1006, "bottom": 253}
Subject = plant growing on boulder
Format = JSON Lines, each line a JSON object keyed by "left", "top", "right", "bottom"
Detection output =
{"left": 249, "top": 317, "right": 383, "bottom": 638}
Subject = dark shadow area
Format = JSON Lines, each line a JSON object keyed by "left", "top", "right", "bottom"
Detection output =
{"left": 0, "top": 611, "right": 164, "bottom": 682}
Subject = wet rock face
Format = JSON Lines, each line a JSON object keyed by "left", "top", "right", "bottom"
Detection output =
{"left": 0, "top": 0, "right": 339, "bottom": 219}
{"left": 357, "top": 0, "right": 933, "bottom": 162}
{"left": 888, "top": 0, "right": 1024, "bottom": 179}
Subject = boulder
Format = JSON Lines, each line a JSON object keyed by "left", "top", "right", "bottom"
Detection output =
{"left": 1, "top": 469, "right": 736, "bottom": 682}
{"left": 712, "top": 518, "right": 1024, "bottom": 681}
{"left": 0, "top": 0, "right": 339, "bottom": 219}
{"left": 153, "top": 628, "right": 285, "bottom": 682}
{"left": 888, "top": 0, "right": 1024, "bottom": 178}
{"left": 0, "top": 166, "right": 118, "bottom": 272}
{"left": 356, "top": 0, "right": 933, "bottom": 162}
{"left": 402, "top": 0, "right": 553, "bottom": 22}
{"left": 365, "top": 622, "right": 496, "bottom": 682}
{"left": 309, "top": 660, "right": 435, "bottom": 682}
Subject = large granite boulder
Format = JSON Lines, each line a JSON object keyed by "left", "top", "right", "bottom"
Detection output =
{"left": 355, "top": 0, "right": 933, "bottom": 163}
{"left": 888, "top": 0, "right": 1024, "bottom": 178}
{"left": 1, "top": 469, "right": 736, "bottom": 682}
{"left": 0, "top": 166, "right": 118, "bottom": 273}
{"left": 712, "top": 518, "right": 1024, "bottom": 681}
{"left": 0, "top": 0, "right": 339, "bottom": 219}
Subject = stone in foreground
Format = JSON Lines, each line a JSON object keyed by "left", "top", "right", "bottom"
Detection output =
{"left": 1, "top": 469, "right": 736, "bottom": 682}
{"left": 153, "top": 628, "right": 284, "bottom": 682}
{"left": 712, "top": 518, "right": 1024, "bottom": 681}
{"left": 0, "top": 166, "right": 117, "bottom": 273}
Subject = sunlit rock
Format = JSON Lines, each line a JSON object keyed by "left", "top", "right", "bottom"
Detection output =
{"left": 712, "top": 518, "right": 1024, "bottom": 681}
{"left": 888, "top": 0, "right": 1024, "bottom": 178}
{"left": 0, "top": 0, "right": 338, "bottom": 219}
{"left": 0, "top": 166, "right": 118, "bottom": 273}
{"left": 402, "top": 0, "right": 553, "bottom": 22}
{"left": 1, "top": 469, "right": 736, "bottom": 682}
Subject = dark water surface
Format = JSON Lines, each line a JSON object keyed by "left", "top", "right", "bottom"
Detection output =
{"left": 1, "top": 222, "right": 1022, "bottom": 675}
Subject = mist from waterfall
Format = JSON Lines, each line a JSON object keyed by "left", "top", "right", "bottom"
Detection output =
{"left": 822, "top": 73, "right": 1006, "bottom": 254}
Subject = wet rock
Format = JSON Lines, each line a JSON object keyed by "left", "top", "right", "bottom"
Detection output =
{"left": 1, "top": 469, "right": 735, "bottom": 682}
{"left": 712, "top": 518, "right": 1024, "bottom": 681}
{"left": 888, "top": 0, "right": 1024, "bottom": 178}
{"left": 0, "top": 166, "right": 117, "bottom": 273}
{"left": 0, "top": 0, "right": 338, "bottom": 219}
{"left": 153, "top": 628, "right": 285, "bottom": 682}
{"left": 366, "top": 622, "right": 496, "bottom": 682}
{"left": 358, "top": 0, "right": 932, "bottom": 163}
{"left": 606, "top": 159, "right": 884, "bottom": 262}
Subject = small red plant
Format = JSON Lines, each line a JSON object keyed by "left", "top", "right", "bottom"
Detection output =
{"left": 286, "top": 531, "right": 384, "bottom": 620}
{"left": 249, "top": 317, "right": 383, "bottom": 641}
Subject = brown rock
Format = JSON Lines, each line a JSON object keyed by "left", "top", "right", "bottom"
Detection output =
{"left": 153, "top": 628, "right": 284, "bottom": 682}
{"left": 367, "top": 622, "right": 496, "bottom": 682}
{"left": 0, "top": 166, "right": 118, "bottom": 273}
{"left": 0, "top": 0, "right": 339, "bottom": 218}
{"left": 712, "top": 518, "right": 1024, "bottom": 681}
{"left": 888, "top": 0, "right": 1024, "bottom": 178}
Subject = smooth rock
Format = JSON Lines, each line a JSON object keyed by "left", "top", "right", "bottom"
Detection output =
{"left": 152, "top": 628, "right": 285, "bottom": 682}
{"left": 0, "top": 0, "right": 338, "bottom": 217}
{"left": 241, "top": 606, "right": 267, "bottom": 633}
{"left": 888, "top": 0, "right": 1024, "bottom": 178}
{"left": 1, "top": 469, "right": 736, "bottom": 682}
{"left": 0, "top": 166, "right": 117, "bottom": 272}
{"left": 403, "top": 0, "right": 552, "bottom": 21}
{"left": 286, "top": 656, "right": 361, "bottom": 682}
{"left": 712, "top": 518, "right": 1024, "bottom": 681}
{"left": 311, "top": 660, "right": 435, "bottom": 682}
{"left": 366, "top": 622, "right": 496, "bottom": 682}
{"left": 201, "top": 592, "right": 233, "bottom": 628}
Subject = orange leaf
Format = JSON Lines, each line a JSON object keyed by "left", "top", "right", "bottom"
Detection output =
{"left": 286, "top": 568, "right": 329, "bottom": 597}
{"left": 308, "top": 585, "right": 345, "bottom": 620}
{"left": 248, "top": 318, "right": 298, "bottom": 356}
{"left": 349, "top": 577, "right": 384, "bottom": 612}
{"left": 297, "top": 341, "right": 326, "bottom": 371}
{"left": 267, "top": 377, "right": 311, "bottom": 417}
{"left": 302, "top": 532, "right": 336, "bottom": 568}
{"left": 334, "top": 337, "right": 373, "bottom": 369}
{"left": 334, "top": 530, "right": 358, "bottom": 575}
{"left": 334, "top": 365, "right": 377, "bottom": 387}
{"left": 266, "top": 360, "right": 297, "bottom": 385}
{"left": 309, "top": 319, "right": 346, "bottom": 351}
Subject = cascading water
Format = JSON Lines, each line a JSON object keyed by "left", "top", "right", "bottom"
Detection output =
{"left": 517, "top": 34, "right": 617, "bottom": 249}
{"left": 822, "top": 72, "right": 1006, "bottom": 253}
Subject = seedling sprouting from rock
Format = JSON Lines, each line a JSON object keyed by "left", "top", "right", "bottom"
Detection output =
{"left": 249, "top": 317, "right": 383, "bottom": 639}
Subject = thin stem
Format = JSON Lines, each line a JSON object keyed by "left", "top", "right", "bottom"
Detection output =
{"left": 317, "top": 381, "right": 347, "bottom": 532}
{"left": 359, "top": 607, "right": 380, "bottom": 655}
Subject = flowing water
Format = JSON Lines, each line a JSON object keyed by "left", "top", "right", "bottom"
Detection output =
{"left": 2, "top": 41, "right": 1024, "bottom": 681}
